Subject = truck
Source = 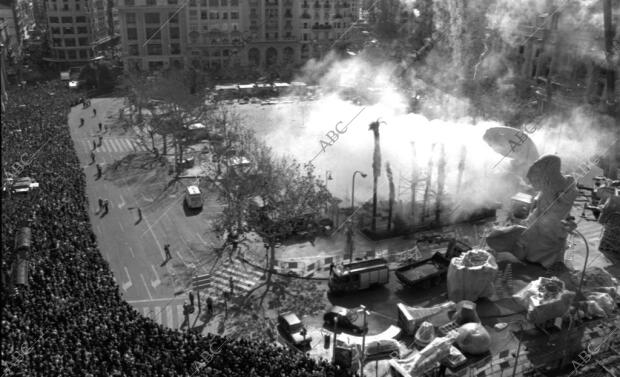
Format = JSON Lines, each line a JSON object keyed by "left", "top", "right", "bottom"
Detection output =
{"left": 328, "top": 258, "right": 389, "bottom": 294}
{"left": 395, "top": 238, "right": 471, "bottom": 289}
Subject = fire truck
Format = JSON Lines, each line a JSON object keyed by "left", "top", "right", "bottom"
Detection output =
{"left": 328, "top": 258, "right": 390, "bottom": 293}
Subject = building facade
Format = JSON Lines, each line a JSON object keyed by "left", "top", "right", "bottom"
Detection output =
{"left": 117, "top": 0, "right": 363, "bottom": 77}
{"left": 45, "top": 0, "right": 118, "bottom": 64}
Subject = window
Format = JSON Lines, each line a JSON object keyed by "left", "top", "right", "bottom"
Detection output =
{"left": 76, "top": 16, "right": 86, "bottom": 23}
{"left": 127, "top": 28, "right": 138, "bottom": 40}
{"left": 147, "top": 0, "right": 156, "bottom": 5}
{"left": 49, "top": 17, "right": 59, "bottom": 23}
{"left": 168, "top": 13, "right": 179, "bottom": 23}
{"left": 51, "top": 27, "right": 61, "bottom": 34}
{"left": 189, "top": 0, "right": 195, "bottom": 5}
{"left": 209, "top": 0, "right": 217, "bottom": 5}
{"left": 79, "top": 50, "right": 88, "bottom": 59}
{"left": 78, "top": 37, "right": 88, "bottom": 45}
{"left": 63, "top": 27, "right": 74, "bottom": 34}
{"left": 223, "top": 49, "right": 229, "bottom": 56}
{"left": 128, "top": 45, "right": 139, "bottom": 55}
{"left": 61, "top": 16, "right": 72, "bottom": 23}
{"left": 169, "top": 0, "right": 178, "bottom": 3}
{"left": 147, "top": 43, "right": 162, "bottom": 55}
{"left": 76, "top": 3, "right": 80, "bottom": 10}
{"left": 231, "top": 0, "right": 238, "bottom": 5}
{"left": 201, "top": 0, "right": 206, "bottom": 5}
{"left": 231, "top": 12, "right": 238, "bottom": 19}
{"left": 77, "top": 26, "right": 88, "bottom": 34}
{"left": 209, "top": 12, "right": 218, "bottom": 19}
{"left": 65, "top": 38, "right": 76, "bottom": 46}
{"left": 125, "top": 13, "right": 136, "bottom": 24}
{"left": 125, "top": 0, "right": 134, "bottom": 5}
{"left": 57, "top": 50, "right": 65, "bottom": 59}
{"left": 146, "top": 28, "right": 161, "bottom": 40}
{"left": 169, "top": 27, "right": 180, "bottom": 39}
{"left": 145, "top": 13, "right": 160, "bottom": 24}
{"left": 190, "top": 9, "right": 198, "bottom": 18}
{"left": 52, "top": 38, "right": 62, "bottom": 46}
{"left": 222, "top": 12, "right": 228, "bottom": 19}
{"left": 170, "top": 43, "right": 180, "bottom": 54}
{"left": 221, "top": 0, "right": 227, "bottom": 5}
{"left": 67, "top": 50, "right": 77, "bottom": 59}
{"left": 201, "top": 11, "right": 207, "bottom": 19}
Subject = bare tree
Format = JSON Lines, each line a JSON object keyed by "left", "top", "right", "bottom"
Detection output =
{"left": 386, "top": 162, "right": 395, "bottom": 231}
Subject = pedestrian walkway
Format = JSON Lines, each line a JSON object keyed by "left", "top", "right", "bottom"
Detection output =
{"left": 79, "top": 138, "right": 147, "bottom": 154}
{"left": 133, "top": 300, "right": 202, "bottom": 330}
{"left": 195, "top": 258, "right": 264, "bottom": 298}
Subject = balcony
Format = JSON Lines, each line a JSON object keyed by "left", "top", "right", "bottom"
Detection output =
{"left": 302, "top": 2, "right": 309, "bottom": 8}
{"left": 301, "top": 13, "right": 310, "bottom": 19}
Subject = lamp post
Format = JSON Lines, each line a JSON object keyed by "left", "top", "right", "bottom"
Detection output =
{"left": 351, "top": 170, "right": 367, "bottom": 210}
{"left": 355, "top": 305, "right": 370, "bottom": 377}
{"left": 332, "top": 317, "right": 338, "bottom": 364}
{"left": 325, "top": 170, "right": 333, "bottom": 188}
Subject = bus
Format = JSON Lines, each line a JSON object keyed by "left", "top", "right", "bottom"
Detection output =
{"left": 328, "top": 258, "right": 389, "bottom": 293}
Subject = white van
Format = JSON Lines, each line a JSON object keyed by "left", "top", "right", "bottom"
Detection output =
{"left": 185, "top": 185, "right": 203, "bottom": 210}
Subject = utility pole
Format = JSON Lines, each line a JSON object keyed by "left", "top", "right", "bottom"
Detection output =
{"left": 435, "top": 144, "right": 446, "bottom": 226}
{"left": 410, "top": 141, "right": 418, "bottom": 222}
{"left": 421, "top": 143, "right": 435, "bottom": 223}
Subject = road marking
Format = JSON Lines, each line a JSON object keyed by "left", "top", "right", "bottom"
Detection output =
{"left": 140, "top": 274, "right": 154, "bottom": 300}
{"left": 176, "top": 304, "right": 184, "bottom": 329}
{"left": 141, "top": 195, "right": 184, "bottom": 238}
{"left": 122, "top": 267, "right": 132, "bottom": 292}
{"left": 96, "top": 225, "right": 101, "bottom": 234}
{"left": 129, "top": 246, "right": 135, "bottom": 259}
{"left": 127, "top": 297, "right": 182, "bottom": 304}
{"left": 154, "top": 305, "right": 162, "bottom": 325}
{"left": 175, "top": 251, "right": 188, "bottom": 267}
{"left": 150, "top": 264, "right": 161, "bottom": 288}
{"left": 119, "top": 221, "right": 125, "bottom": 232}
{"left": 118, "top": 193, "right": 126, "bottom": 208}
{"left": 141, "top": 213, "right": 165, "bottom": 260}
{"left": 141, "top": 193, "right": 154, "bottom": 202}
{"left": 166, "top": 306, "right": 174, "bottom": 328}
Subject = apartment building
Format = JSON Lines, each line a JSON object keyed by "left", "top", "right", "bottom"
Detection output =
{"left": 118, "top": 0, "right": 363, "bottom": 75}
{"left": 45, "top": 0, "right": 118, "bottom": 64}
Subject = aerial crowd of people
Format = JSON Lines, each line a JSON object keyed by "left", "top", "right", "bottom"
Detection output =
{"left": 1, "top": 81, "right": 347, "bottom": 377}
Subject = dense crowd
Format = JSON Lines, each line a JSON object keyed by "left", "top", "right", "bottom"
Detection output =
{"left": 1, "top": 81, "right": 347, "bottom": 377}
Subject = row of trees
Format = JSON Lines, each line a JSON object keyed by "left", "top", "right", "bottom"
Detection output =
{"left": 123, "top": 69, "right": 333, "bottom": 306}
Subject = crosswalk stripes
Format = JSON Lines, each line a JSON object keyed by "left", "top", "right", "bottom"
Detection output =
{"left": 194, "top": 258, "right": 264, "bottom": 299}
{"left": 81, "top": 138, "right": 147, "bottom": 154}
{"left": 138, "top": 302, "right": 201, "bottom": 330}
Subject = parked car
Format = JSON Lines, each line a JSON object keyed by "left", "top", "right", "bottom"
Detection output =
{"left": 277, "top": 312, "right": 312, "bottom": 348}
{"left": 365, "top": 339, "right": 400, "bottom": 361}
{"left": 323, "top": 306, "right": 365, "bottom": 334}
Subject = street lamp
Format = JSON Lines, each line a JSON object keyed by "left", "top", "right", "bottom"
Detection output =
{"left": 351, "top": 170, "right": 367, "bottom": 210}
{"left": 355, "top": 305, "right": 371, "bottom": 377}
{"left": 325, "top": 170, "right": 333, "bottom": 188}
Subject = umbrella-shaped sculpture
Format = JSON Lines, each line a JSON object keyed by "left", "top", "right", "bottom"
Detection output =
{"left": 483, "top": 126, "right": 539, "bottom": 167}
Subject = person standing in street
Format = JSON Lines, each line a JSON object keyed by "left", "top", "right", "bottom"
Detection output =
{"left": 98, "top": 122, "right": 102, "bottom": 132}
{"left": 80, "top": 118, "right": 85, "bottom": 127}
{"left": 98, "top": 197, "right": 104, "bottom": 212}
{"left": 229, "top": 276, "right": 234, "bottom": 296}
{"left": 96, "top": 164, "right": 102, "bottom": 179}
{"left": 93, "top": 108, "right": 97, "bottom": 117}
{"left": 136, "top": 207, "right": 142, "bottom": 223}
{"left": 92, "top": 139, "right": 97, "bottom": 150}
{"left": 103, "top": 199, "right": 109, "bottom": 215}
{"left": 90, "top": 150, "right": 95, "bottom": 165}
{"left": 206, "top": 296, "right": 213, "bottom": 316}
{"left": 164, "top": 244, "right": 172, "bottom": 261}
{"left": 98, "top": 135, "right": 103, "bottom": 147}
